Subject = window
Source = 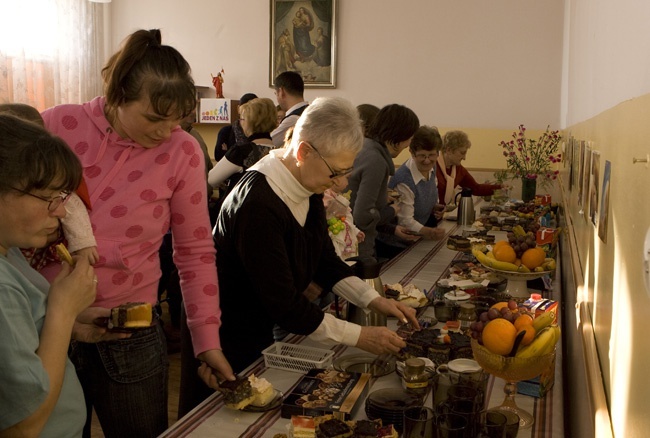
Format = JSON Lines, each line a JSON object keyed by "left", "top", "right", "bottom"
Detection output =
{"left": 0, "top": 0, "right": 107, "bottom": 110}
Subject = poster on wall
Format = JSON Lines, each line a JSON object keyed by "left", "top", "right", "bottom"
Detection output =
{"left": 270, "top": 0, "right": 337, "bottom": 88}
{"left": 577, "top": 140, "right": 586, "bottom": 211}
{"left": 567, "top": 137, "right": 574, "bottom": 192}
{"left": 580, "top": 144, "right": 591, "bottom": 217}
{"left": 598, "top": 160, "right": 611, "bottom": 243}
{"left": 572, "top": 138, "right": 580, "bottom": 193}
{"left": 589, "top": 151, "right": 601, "bottom": 226}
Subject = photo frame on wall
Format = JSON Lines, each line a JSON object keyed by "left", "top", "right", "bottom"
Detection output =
{"left": 270, "top": 0, "right": 337, "bottom": 88}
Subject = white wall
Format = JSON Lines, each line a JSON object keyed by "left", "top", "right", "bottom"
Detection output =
{"left": 562, "top": 0, "right": 650, "bottom": 126}
{"left": 562, "top": 1, "right": 650, "bottom": 436}
{"left": 110, "top": 0, "right": 564, "bottom": 131}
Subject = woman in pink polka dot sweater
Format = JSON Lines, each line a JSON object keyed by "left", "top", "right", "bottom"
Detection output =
{"left": 40, "top": 29, "right": 234, "bottom": 437}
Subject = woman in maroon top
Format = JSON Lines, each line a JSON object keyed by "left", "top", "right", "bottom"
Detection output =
{"left": 436, "top": 130, "right": 501, "bottom": 205}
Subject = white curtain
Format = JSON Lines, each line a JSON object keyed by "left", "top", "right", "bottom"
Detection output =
{"left": 0, "top": 0, "right": 107, "bottom": 111}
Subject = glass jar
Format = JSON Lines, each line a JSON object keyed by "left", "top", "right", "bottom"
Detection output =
{"left": 458, "top": 303, "right": 477, "bottom": 334}
{"left": 402, "top": 358, "right": 429, "bottom": 397}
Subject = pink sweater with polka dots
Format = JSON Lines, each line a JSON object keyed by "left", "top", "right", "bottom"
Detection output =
{"left": 41, "top": 96, "right": 221, "bottom": 354}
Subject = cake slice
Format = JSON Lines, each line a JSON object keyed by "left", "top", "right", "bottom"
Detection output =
{"left": 219, "top": 377, "right": 256, "bottom": 410}
{"left": 291, "top": 416, "right": 316, "bottom": 438}
{"left": 315, "top": 417, "right": 352, "bottom": 438}
{"left": 248, "top": 374, "right": 276, "bottom": 406}
{"left": 353, "top": 419, "right": 382, "bottom": 438}
{"left": 109, "top": 302, "right": 152, "bottom": 329}
{"left": 377, "top": 425, "right": 398, "bottom": 438}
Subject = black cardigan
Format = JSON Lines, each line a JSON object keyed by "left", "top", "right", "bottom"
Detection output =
{"left": 215, "top": 170, "right": 353, "bottom": 371}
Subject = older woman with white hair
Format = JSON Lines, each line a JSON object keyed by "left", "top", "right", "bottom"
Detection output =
{"left": 181, "top": 97, "right": 419, "bottom": 409}
{"left": 437, "top": 130, "right": 501, "bottom": 205}
{"left": 216, "top": 96, "right": 419, "bottom": 366}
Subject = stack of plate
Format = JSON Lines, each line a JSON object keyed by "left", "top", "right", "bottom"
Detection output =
{"left": 365, "top": 388, "right": 422, "bottom": 431}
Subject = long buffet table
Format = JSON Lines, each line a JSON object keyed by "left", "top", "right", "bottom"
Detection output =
{"left": 160, "top": 217, "right": 564, "bottom": 438}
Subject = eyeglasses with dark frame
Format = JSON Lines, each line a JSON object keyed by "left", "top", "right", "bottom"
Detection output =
{"left": 11, "top": 187, "right": 71, "bottom": 212}
{"left": 414, "top": 152, "right": 439, "bottom": 161}
{"left": 307, "top": 142, "right": 353, "bottom": 180}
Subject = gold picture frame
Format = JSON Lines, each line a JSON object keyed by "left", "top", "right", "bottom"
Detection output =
{"left": 270, "top": 0, "right": 337, "bottom": 88}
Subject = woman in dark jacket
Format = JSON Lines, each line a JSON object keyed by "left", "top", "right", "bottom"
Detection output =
{"left": 346, "top": 104, "right": 421, "bottom": 262}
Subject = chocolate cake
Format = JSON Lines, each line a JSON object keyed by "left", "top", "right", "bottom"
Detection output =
{"left": 219, "top": 377, "right": 256, "bottom": 410}
{"left": 395, "top": 326, "right": 473, "bottom": 365}
{"left": 109, "top": 302, "right": 152, "bottom": 328}
{"left": 316, "top": 418, "right": 352, "bottom": 438}
{"left": 353, "top": 419, "right": 381, "bottom": 438}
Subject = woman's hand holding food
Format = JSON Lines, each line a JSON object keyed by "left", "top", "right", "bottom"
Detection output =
{"left": 72, "top": 307, "right": 131, "bottom": 343}
{"left": 197, "top": 349, "right": 236, "bottom": 389}
{"left": 49, "top": 258, "right": 96, "bottom": 319}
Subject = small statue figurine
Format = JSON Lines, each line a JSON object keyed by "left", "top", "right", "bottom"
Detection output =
{"left": 211, "top": 69, "right": 225, "bottom": 98}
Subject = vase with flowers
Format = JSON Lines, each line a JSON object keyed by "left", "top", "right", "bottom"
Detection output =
{"left": 500, "top": 125, "right": 562, "bottom": 202}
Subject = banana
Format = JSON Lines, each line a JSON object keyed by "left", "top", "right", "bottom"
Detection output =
{"left": 473, "top": 248, "right": 527, "bottom": 272}
{"left": 516, "top": 326, "right": 557, "bottom": 358}
{"left": 490, "top": 260, "right": 520, "bottom": 272}
{"left": 541, "top": 258, "right": 556, "bottom": 271}
{"left": 472, "top": 248, "right": 490, "bottom": 265}
{"left": 532, "top": 311, "right": 555, "bottom": 332}
{"left": 516, "top": 264, "right": 531, "bottom": 273}
{"left": 513, "top": 225, "right": 527, "bottom": 237}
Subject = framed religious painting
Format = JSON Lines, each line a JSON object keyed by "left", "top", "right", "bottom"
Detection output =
{"left": 270, "top": 0, "right": 337, "bottom": 88}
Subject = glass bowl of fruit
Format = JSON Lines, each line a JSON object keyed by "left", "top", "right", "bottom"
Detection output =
{"left": 469, "top": 302, "right": 557, "bottom": 430}
{"left": 472, "top": 233, "right": 555, "bottom": 297}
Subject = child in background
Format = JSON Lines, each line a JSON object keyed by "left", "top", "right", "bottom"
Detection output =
{"left": 0, "top": 103, "right": 98, "bottom": 268}
{"left": 324, "top": 188, "right": 365, "bottom": 260}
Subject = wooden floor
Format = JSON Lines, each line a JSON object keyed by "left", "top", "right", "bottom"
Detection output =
{"left": 90, "top": 301, "right": 181, "bottom": 437}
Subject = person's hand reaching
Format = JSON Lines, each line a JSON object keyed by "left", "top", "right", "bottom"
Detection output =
{"left": 356, "top": 326, "right": 406, "bottom": 355}
{"left": 395, "top": 225, "right": 419, "bottom": 242}
{"left": 367, "top": 296, "right": 420, "bottom": 328}
{"left": 197, "top": 349, "right": 236, "bottom": 390}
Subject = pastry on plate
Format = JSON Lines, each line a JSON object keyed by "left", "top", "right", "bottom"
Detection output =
{"left": 109, "top": 302, "right": 152, "bottom": 329}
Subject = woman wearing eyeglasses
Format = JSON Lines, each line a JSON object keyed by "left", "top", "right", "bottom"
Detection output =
{"left": 182, "top": 98, "right": 419, "bottom": 407}
{"left": 388, "top": 126, "right": 447, "bottom": 239}
{"left": 0, "top": 114, "right": 127, "bottom": 436}
{"left": 346, "top": 104, "right": 421, "bottom": 263}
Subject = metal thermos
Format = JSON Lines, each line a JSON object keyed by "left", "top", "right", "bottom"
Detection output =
{"left": 347, "top": 260, "right": 387, "bottom": 327}
{"left": 455, "top": 187, "right": 476, "bottom": 226}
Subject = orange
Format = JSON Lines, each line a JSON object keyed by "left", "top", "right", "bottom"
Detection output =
{"left": 517, "top": 326, "right": 536, "bottom": 346}
{"left": 493, "top": 244, "right": 517, "bottom": 263}
{"left": 482, "top": 318, "right": 517, "bottom": 355}
{"left": 493, "top": 241, "right": 509, "bottom": 250}
{"left": 490, "top": 301, "right": 509, "bottom": 311}
{"left": 521, "top": 247, "right": 546, "bottom": 269}
{"left": 513, "top": 313, "right": 534, "bottom": 332}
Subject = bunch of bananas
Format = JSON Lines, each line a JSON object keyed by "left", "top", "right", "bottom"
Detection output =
{"left": 515, "top": 312, "right": 560, "bottom": 358}
{"left": 471, "top": 248, "right": 556, "bottom": 273}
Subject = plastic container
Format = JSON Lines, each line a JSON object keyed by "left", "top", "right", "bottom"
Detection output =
{"left": 262, "top": 343, "right": 334, "bottom": 373}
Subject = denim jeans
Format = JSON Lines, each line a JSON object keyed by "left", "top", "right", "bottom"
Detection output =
{"left": 70, "top": 322, "right": 169, "bottom": 438}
